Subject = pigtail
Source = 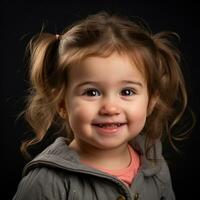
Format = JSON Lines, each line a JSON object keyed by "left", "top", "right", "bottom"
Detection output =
{"left": 29, "top": 33, "right": 60, "bottom": 94}
{"left": 21, "top": 33, "right": 62, "bottom": 159}
{"left": 152, "top": 32, "right": 189, "bottom": 148}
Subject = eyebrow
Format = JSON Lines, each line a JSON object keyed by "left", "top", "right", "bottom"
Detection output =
{"left": 75, "top": 80, "right": 143, "bottom": 88}
{"left": 121, "top": 80, "right": 143, "bottom": 87}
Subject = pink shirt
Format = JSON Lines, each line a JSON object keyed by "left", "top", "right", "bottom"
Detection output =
{"left": 81, "top": 145, "right": 140, "bottom": 187}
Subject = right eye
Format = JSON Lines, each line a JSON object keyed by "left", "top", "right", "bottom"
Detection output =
{"left": 82, "top": 88, "right": 101, "bottom": 96}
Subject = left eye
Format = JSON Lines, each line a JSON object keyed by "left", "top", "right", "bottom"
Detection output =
{"left": 120, "top": 88, "right": 135, "bottom": 96}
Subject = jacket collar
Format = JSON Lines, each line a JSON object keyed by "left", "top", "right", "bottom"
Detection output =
{"left": 130, "top": 135, "right": 162, "bottom": 176}
{"left": 23, "top": 135, "right": 163, "bottom": 177}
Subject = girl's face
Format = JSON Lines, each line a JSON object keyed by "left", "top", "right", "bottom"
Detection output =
{"left": 65, "top": 52, "right": 152, "bottom": 152}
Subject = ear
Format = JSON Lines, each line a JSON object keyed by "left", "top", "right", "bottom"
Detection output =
{"left": 147, "top": 95, "right": 158, "bottom": 116}
{"left": 57, "top": 100, "right": 67, "bottom": 119}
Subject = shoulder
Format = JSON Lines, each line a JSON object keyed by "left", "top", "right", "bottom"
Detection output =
{"left": 152, "top": 158, "right": 175, "bottom": 199}
{"left": 131, "top": 135, "right": 175, "bottom": 198}
{"left": 13, "top": 167, "right": 69, "bottom": 200}
{"left": 156, "top": 157, "right": 172, "bottom": 181}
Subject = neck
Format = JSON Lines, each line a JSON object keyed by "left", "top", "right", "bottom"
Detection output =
{"left": 69, "top": 140, "right": 131, "bottom": 170}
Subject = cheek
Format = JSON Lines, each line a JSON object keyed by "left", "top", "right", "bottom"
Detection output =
{"left": 67, "top": 101, "right": 97, "bottom": 128}
{"left": 128, "top": 103, "right": 148, "bottom": 125}
{"left": 128, "top": 110, "right": 147, "bottom": 135}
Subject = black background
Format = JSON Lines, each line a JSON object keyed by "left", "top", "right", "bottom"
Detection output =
{"left": 1, "top": 0, "right": 200, "bottom": 199}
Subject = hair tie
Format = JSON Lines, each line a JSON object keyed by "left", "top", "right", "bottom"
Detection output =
{"left": 56, "top": 34, "right": 60, "bottom": 40}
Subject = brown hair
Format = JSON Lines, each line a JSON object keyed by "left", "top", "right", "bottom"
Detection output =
{"left": 21, "top": 11, "right": 193, "bottom": 160}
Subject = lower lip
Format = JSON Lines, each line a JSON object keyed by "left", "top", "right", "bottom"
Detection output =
{"left": 92, "top": 124, "right": 126, "bottom": 135}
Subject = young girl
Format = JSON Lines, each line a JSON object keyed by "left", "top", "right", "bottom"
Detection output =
{"left": 13, "top": 11, "right": 190, "bottom": 200}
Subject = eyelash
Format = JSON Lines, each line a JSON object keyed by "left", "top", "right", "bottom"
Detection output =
{"left": 82, "top": 88, "right": 136, "bottom": 97}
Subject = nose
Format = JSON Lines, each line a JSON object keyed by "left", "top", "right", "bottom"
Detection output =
{"left": 99, "top": 98, "right": 121, "bottom": 116}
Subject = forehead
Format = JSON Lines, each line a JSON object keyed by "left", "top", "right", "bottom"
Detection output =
{"left": 67, "top": 52, "right": 146, "bottom": 84}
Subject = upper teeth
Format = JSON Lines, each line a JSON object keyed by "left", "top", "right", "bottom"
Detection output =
{"left": 97, "top": 123, "right": 122, "bottom": 127}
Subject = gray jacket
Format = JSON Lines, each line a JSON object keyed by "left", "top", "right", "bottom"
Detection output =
{"left": 13, "top": 136, "right": 175, "bottom": 200}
